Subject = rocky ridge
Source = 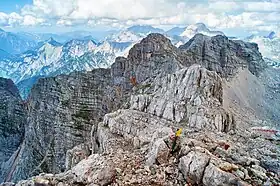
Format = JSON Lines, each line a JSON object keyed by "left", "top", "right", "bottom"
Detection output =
{"left": 0, "top": 33, "right": 279, "bottom": 185}
{"left": 179, "top": 34, "right": 266, "bottom": 77}
{"left": 0, "top": 78, "right": 26, "bottom": 183}
{"left": 7, "top": 68, "right": 120, "bottom": 182}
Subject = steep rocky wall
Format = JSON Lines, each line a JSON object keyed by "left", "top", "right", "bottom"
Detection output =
{"left": 179, "top": 34, "right": 266, "bottom": 77}
{"left": 0, "top": 78, "right": 26, "bottom": 183}
{"left": 9, "top": 69, "right": 115, "bottom": 182}
{"left": 130, "top": 65, "right": 235, "bottom": 132}
{"left": 95, "top": 65, "right": 235, "bottom": 158}
{"left": 88, "top": 65, "right": 278, "bottom": 186}
{"left": 111, "top": 33, "right": 267, "bottom": 95}
{"left": 111, "top": 33, "right": 184, "bottom": 91}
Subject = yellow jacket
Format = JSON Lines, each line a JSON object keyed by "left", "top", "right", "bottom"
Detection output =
{"left": 175, "top": 128, "right": 182, "bottom": 137}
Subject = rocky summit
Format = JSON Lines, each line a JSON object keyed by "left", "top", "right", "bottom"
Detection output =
{"left": 0, "top": 33, "right": 279, "bottom": 186}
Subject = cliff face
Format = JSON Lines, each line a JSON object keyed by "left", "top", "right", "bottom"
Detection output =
{"left": 1, "top": 33, "right": 279, "bottom": 185}
{"left": 96, "top": 65, "right": 235, "bottom": 155}
{"left": 111, "top": 33, "right": 183, "bottom": 92}
{"left": 112, "top": 33, "right": 266, "bottom": 92}
{"left": 9, "top": 69, "right": 116, "bottom": 182}
{"left": 130, "top": 65, "right": 234, "bottom": 131}
{"left": 179, "top": 34, "right": 266, "bottom": 77}
{"left": 0, "top": 78, "right": 26, "bottom": 183}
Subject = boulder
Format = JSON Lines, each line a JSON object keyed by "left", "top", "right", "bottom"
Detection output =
{"left": 65, "top": 143, "right": 91, "bottom": 170}
{"left": 202, "top": 163, "right": 239, "bottom": 186}
{"left": 179, "top": 151, "right": 210, "bottom": 184}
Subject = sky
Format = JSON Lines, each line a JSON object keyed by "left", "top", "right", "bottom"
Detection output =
{"left": 0, "top": 0, "right": 279, "bottom": 36}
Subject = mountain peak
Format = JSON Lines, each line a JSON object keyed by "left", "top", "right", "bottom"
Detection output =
{"left": 65, "top": 38, "right": 97, "bottom": 47}
{"left": 142, "top": 33, "right": 172, "bottom": 43}
{"left": 186, "top": 23, "right": 209, "bottom": 32}
{"left": 105, "top": 30, "right": 142, "bottom": 43}
{"left": 47, "top": 37, "right": 55, "bottom": 42}
{"left": 194, "top": 23, "right": 207, "bottom": 29}
{"left": 127, "top": 25, "right": 164, "bottom": 34}
{"left": 127, "top": 33, "right": 176, "bottom": 63}
{"left": 180, "top": 23, "right": 224, "bottom": 38}
{"left": 266, "top": 31, "right": 276, "bottom": 39}
{"left": 35, "top": 37, "right": 62, "bottom": 51}
{"left": 46, "top": 37, "right": 62, "bottom": 46}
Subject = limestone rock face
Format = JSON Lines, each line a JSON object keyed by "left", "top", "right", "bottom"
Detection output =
{"left": 111, "top": 33, "right": 266, "bottom": 95}
{"left": 95, "top": 109, "right": 174, "bottom": 153}
{"left": 130, "top": 65, "right": 235, "bottom": 132}
{"left": 111, "top": 33, "right": 183, "bottom": 91}
{"left": 0, "top": 78, "right": 26, "bottom": 183}
{"left": 179, "top": 34, "right": 266, "bottom": 77}
{"left": 94, "top": 65, "right": 235, "bottom": 158}
{"left": 9, "top": 69, "right": 115, "bottom": 182}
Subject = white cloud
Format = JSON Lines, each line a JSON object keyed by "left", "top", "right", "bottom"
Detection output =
{"left": 21, "top": 0, "right": 77, "bottom": 18}
{"left": 214, "top": 12, "right": 266, "bottom": 29}
{"left": 0, "top": 12, "right": 9, "bottom": 26}
{"left": 0, "top": 12, "right": 45, "bottom": 27}
{"left": 244, "top": 1, "right": 280, "bottom": 12}
{"left": 208, "top": 1, "right": 241, "bottom": 12}
{"left": 21, "top": 0, "right": 179, "bottom": 20}
{"left": 0, "top": 12, "right": 22, "bottom": 26}
{"left": 22, "top": 15, "right": 45, "bottom": 26}
{"left": 8, "top": 12, "right": 22, "bottom": 25}
{"left": 0, "top": 0, "right": 279, "bottom": 34}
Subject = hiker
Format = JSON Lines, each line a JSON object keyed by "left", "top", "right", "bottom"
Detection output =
{"left": 164, "top": 128, "right": 182, "bottom": 154}
{"left": 171, "top": 128, "right": 182, "bottom": 153}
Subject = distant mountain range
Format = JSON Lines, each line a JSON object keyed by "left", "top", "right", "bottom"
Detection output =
{"left": 0, "top": 24, "right": 279, "bottom": 98}
{"left": 246, "top": 32, "right": 280, "bottom": 64}
{"left": 165, "top": 23, "right": 226, "bottom": 47}
{"left": 127, "top": 25, "right": 164, "bottom": 35}
{"left": 0, "top": 36, "right": 133, "bottom": 98}
{"left": 0, "top": 29, "right": 37, "bottom": 54}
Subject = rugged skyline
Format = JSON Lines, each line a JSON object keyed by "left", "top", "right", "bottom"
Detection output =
{"left": 0, "top": 0, "right": 279, "bottom": 37}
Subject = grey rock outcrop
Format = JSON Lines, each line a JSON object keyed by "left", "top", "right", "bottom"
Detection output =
{"left": 94, "top": 65, "right": 237, "bottom": 171}
{"left": 13, "top": 154, "right": 116, "bottom": 186}
{"left": 111, "top": 33, "right": 183, "bottom": 91}
{"left": 65, "top": 143, "right": 91, "bottom": 170}
{"left": 179, "top": 151, "right": 210, "bottom": 184}
{"left": 0, "top": 78, "right": 26, "bottom": 183}
{"left": 8, "top": 69, "right": 116, "bottom": 182}
{"left": 130, "top": 65, "right": 235, "bottom": 131}
{"left": 112, "top": 33, "right": 266, "bottom": 94}
{"left": 179, "top": 34, "right": 266, "bottom": 77}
